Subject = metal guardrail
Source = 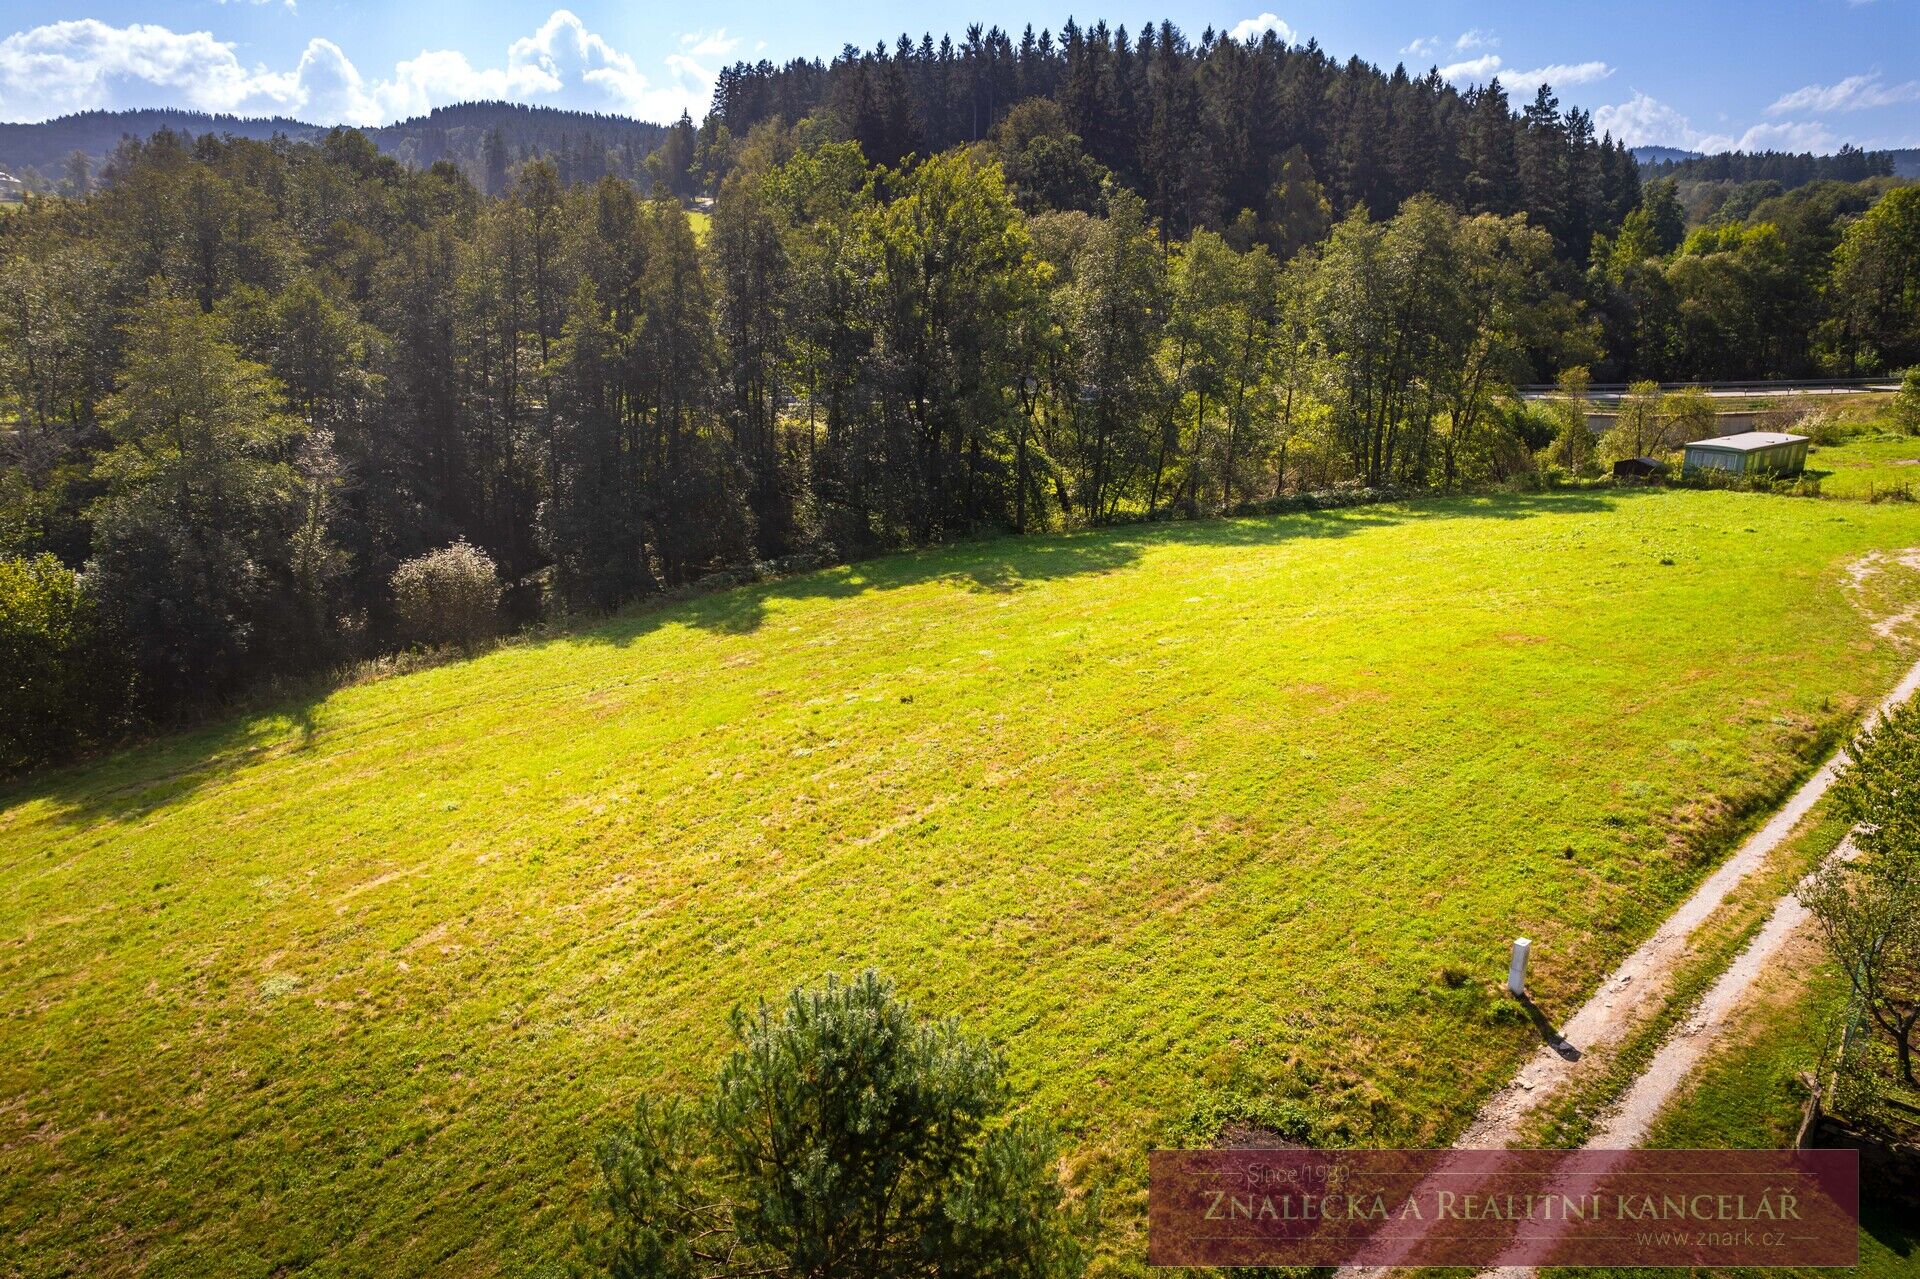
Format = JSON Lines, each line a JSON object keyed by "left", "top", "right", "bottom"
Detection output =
{"left": 1519, "top": 377, "right": 1900, "bottom": 396}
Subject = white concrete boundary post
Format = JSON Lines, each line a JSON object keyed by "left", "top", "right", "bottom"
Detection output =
{"left": 1508, "top": 938, "right": 1531, "bottom": 997}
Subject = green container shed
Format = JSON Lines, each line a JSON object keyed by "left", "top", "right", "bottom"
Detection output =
{"left": 1681, "top": 431, "right": 1810, "bottom": 477}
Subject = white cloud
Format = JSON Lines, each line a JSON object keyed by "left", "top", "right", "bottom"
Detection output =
{"left": 1767, "top": 71, "right": 1920, "bottom": 114}
{"left": 1454, "top": 28, "right": 1499, "bottom": 51}
{"left": 0, "top": 20, "right": 281, "bottom": 118}
{"left": 1229, "top": 13, "right": 1294, "bottom": 44}
{"left": 1511, "top": 61, "right": 1614, "bottom": 88}
{"left": 1592, "top": 90, "right": 1847, "bottom": 153}
{"left": 1401, "top": 36, "right": 1439, "bottom": 59}
{"left": 1437, "top": 53, "right": 1503, "bottom": 83}
{"left": 680, "top": 30, "right": 741, "bottom": 59}
{"left": 1437, "top": 53, "right": 1613, "bottom": 89}
{"left": 0, "top": 10, "right": 724, "bottom": 126}
{"left": 1725, "top": 119, "right": 1842, "bottom": 152}
{"left": 1593, "top": 91, "right": 1702, "bottom": 147}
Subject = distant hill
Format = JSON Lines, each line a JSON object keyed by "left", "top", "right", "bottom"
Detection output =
{"left": 1631, "top": 145, "right": 1702, "bottom": 165}
{"left": 1639, "top": 144, "right": 1896, "bottom": 190}
{"left": 0, "top": 102, "right": 670, "bottom": 188}
{"left": 360, "top": 102, "right": 668, "bottom": 180}
{"left": 0, "top": 109, "right": 321, "bottom": 174}
{"left": 1890, "top": 148, "right": 1920, "bottom": 179}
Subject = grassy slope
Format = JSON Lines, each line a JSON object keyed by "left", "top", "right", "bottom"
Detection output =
{"left": 1810, "top": 431, "right": 1920, "bottom": 500}
{"left": 7, "top": 490, "right": 1920, "bottom": 1276}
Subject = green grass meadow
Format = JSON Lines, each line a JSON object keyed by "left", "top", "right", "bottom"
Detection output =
{"left": 1810, "top": 430, "right": 1920, "bottom": 501}
{"left": 7, "top": 489, "right": 1920, "bottom": 1275}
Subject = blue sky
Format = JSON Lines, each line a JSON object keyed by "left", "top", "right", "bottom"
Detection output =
{"left": 1, "top": 1, "right": 1915, "bottom": 150}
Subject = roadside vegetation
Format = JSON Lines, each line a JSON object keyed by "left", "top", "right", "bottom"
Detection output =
{"left": 1541, "top": 692, "right": 1920, "bottom": 1279}
{"left": 1623, "top": 950, "right": 1920, "bottom": 1279}
{"left": 7, "top": 488, "right": 1920, "bottom": 1275}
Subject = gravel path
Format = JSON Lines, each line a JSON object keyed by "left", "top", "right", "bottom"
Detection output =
{"left": 1585, "top": 840, "right": 1851, "bottom": 1147}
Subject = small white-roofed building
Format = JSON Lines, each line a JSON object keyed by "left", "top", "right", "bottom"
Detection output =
{"left": 1681, "top": 431, "right": 1809, "bottom": 477}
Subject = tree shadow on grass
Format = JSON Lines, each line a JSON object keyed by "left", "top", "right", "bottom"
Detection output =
{"left": 579, "top": 488, "right": 1645, "bottom": 645}
{"left": 1, "top": 488, "right": 1648, "bottom": 832}
{"left": 0, "top": 696, "right": 331, "bottom": 836}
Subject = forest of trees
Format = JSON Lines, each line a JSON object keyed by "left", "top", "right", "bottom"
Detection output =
{"left": 1641, "top": 145, "right": 1895, "bottom": 190}
{"left": 0, "top": 102, "right": 670, "bottom": 201}
{"left": 702, "top": 22, "right": 1643, "bottom": 259}
{"left": 3, "top": 19, "right": 1918, "bottom": 765}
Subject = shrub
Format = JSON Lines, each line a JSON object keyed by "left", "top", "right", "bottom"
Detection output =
{"left": 1794, "top": 409, "right": 1853, "bottom": 447}
{"left": 0, "top": 554, "right": 130, "bottom": 772}
{"left": 582, "top": 971, "right": 1091, "bottom": 1279}
{"left": 390, "top": 540, "right": 501, "bottom": 650}
{"left": 1661, "top": 387, "right": 1718, "bottom": 448}
{"left": 1596, "top": 380, "right": 1669, "bottom": 465}
{"left": 1895, "top": 366, "right": 1920, "bottom": 436}
{"left": 1503, "top": 402, "right": 1560, "bottom": 454}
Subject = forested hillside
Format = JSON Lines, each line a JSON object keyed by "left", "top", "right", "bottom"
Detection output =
{"left": 0, "top": 102, "right": 667, "bottom": 196}
{"left": 706, "top": 23, "right": 1641, "bottom": 258}
{"left": 0, "top": 108, "right": 318, "bottom": 173}
{"left": 3, "top": 18, "right": 1918, "bottom": 767}
{"left": 1640, "top": 145, "right": 1894, "bottom": 189}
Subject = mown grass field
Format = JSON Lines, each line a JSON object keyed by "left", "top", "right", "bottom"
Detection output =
{"left": 1810, "top": 430, "right": 1920, "bottom": 500}
{"left": 7, "top": 489, "right": 1920, "bottom": 1276}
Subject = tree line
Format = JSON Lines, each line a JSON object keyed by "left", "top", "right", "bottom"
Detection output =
{"left": 2, "top": 47, "right": 1917, "bottom": 765}
{"left": 703, "top": 19, "right": 1642, "bottom": 261}
{"left": 1641, "top": 145, "right": 1894, "bottom": 191}
{"left": 1, "top": 101, "right": 671, "bottom": 204}
{"left": 1590, "top": 177, "right": 1920, "bottom": 379}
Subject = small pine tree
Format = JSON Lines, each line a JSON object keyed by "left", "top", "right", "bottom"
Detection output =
{"left": 583, "top": 971, "right": 1091, "bottom": 1279}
